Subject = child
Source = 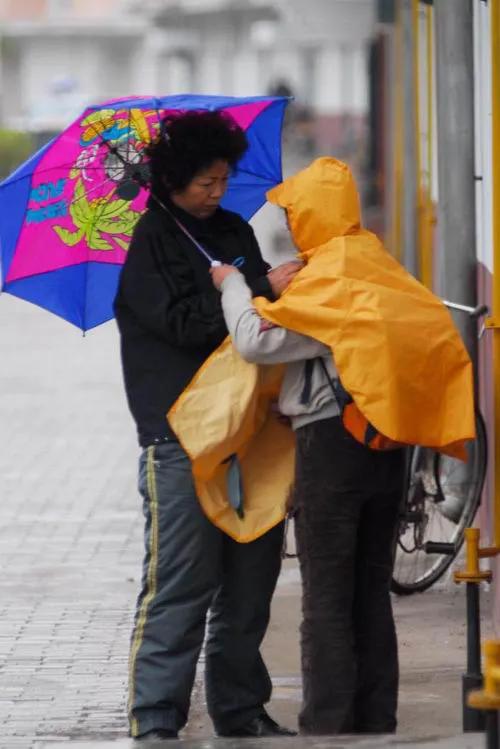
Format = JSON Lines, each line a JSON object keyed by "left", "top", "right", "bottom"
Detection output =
{"left": 211, "top": 255, "right": 403, "bottom": 736}
{"left": 211, "top": 155, "right": 404, "bottom": 734}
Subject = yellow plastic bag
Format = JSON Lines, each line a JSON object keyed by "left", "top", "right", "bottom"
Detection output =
{"left": 169, "top": 338, "right": 294, "bottom": 542}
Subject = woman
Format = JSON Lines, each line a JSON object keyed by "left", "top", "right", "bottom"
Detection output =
{"left": 210, "top": 157, "right": 406, "bottom": 735}
{"left": 114, "top": 110, "right": 299, "bottom": 741}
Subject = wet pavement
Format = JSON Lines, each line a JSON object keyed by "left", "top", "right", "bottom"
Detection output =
{"left": 32, "top": 735, "right": 485, "bottom": 748}
{"left": 0, "top": 298, "right": 138, "bottom": 748}
{"left": 0, "top": 295, "right": 493, "bottom": 749}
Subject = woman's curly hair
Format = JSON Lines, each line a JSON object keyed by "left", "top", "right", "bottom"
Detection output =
{"left": 147, "top": 110, "right": 248, "bottom": 193}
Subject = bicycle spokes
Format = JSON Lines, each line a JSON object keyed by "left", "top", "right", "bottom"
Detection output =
{"left": 392, "top": 412, "right": 487, "bottom": 594}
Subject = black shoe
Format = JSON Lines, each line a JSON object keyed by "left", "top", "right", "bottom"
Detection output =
{"left": 134, "top": 728, "right": 178, "bottom": 741}
{"left": 218, "top": 712, "right": 297, "bottom": 737}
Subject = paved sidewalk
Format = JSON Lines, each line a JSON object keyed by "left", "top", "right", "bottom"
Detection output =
{"left": 32, "top": 734, "right": 486, "bottom": 749}
{"left": 0, "top": 296, "right": 493, "bottom": 749}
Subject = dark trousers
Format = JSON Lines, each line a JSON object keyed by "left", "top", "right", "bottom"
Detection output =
{"left": 128, "top": 441, "right": 284, "bottom": 737}
{"left": 293, "top": 417, "right": 404, "bottom": 735}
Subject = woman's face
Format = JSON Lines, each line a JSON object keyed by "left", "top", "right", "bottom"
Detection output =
{"left": 170, "top": 159, "right": 230, "bottom": 219}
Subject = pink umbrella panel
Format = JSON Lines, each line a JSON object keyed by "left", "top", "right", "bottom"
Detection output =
{"left": 0, "top": 94, "right": 289, "bottom": 330}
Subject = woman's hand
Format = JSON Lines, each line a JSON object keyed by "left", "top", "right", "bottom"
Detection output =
{"left": 210, "top": 264, "right": 240, "bottom": 290}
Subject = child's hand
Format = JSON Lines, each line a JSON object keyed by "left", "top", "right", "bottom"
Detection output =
{"left": 210, "top": 264, "right": 239, "bottom": 290}
{"left": 267, "top": 260, "right": 303, "bottom": 297}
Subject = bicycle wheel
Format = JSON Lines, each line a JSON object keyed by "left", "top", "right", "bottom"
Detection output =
{"left": 391, "top": 411, "right": 487, "bottom": 595}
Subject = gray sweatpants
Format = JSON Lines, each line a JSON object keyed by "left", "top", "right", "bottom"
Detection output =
{"left": 128, "top": 441, "right": 284, "bottom": 738}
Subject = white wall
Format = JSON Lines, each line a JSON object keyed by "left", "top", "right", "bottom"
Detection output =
{"left": 1, "top": 27, "right": 146, "bottom": 129}
{"left": 0, "top": 0, "right": 376, "bottom": 130}
{"left": 150, "top": 0, "right": 374, "bottom": 111}
{"left": 473, "top": 0, "right": 493, "bottom": 274}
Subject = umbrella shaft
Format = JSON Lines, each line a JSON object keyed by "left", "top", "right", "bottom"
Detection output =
{"left": 151, "top": 194, "right": 216, "bottom": 264}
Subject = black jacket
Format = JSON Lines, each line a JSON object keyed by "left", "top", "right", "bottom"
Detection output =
{"left": 114, "top": 197, "right": 273, "bottom": 447}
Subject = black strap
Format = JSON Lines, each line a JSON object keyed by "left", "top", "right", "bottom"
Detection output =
{"left": 300, "top": 359, "right": 316, "bottom": 405}
{"left": 364, "top": 421, "right": 379, "bottom": 446}
{"left": 318, "top": 357, "right": 337, "bottom": 393}
{"left": 300, "top": 356, "right": 340, "bottom": 407}
{"left": 318, "top": 357, "right": 353, "bottom": 409}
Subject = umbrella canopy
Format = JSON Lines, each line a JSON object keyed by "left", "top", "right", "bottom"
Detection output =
{"left": 0, "top": 94, "right": 288, "bottom": 330}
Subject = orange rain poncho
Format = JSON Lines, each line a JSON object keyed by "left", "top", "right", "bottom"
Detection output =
{"left": 169, "top": 157, "right": 475, "bottom": 542}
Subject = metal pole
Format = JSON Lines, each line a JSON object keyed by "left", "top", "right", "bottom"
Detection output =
{"left": 401, "top": 0, "right": 419, "bottom": 277}
{"left": 391, "top": 5, "right": 404, "bottom": 264}
{"left": 490, "top": 0, "right": 500, "bottom": 549}
{"left": 434, "top": 0, "right": 477, "bottom": 369}
{"left": 463, "top": 583, "right": 485, "bottom": 732}
{"left": 486, "top": 711, "right": 500, "bottom": 749}
{"left": 383, "top": 26, "right": 396, "bottom": 253}
{"left": 420, "top": 2, "right": 435, "bottom": 290}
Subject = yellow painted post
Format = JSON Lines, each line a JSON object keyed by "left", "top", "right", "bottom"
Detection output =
{"left": 455, "top": 528, "right": 492, "bottom": 583}
{"left": 468, "top": 640, "right": 500, "bottom": 710}
{"left": 420, "top": 2, "right": 435, "bottom": 291}
{"left": 468, "top": 642, "right": 500, "bottom": 745}
{"left": 413, "top": 0, "right": 422, "bottom": 280}
{"left": 491, "top": 0, "right": 500, "bottom": 547}
{"left": 466, "top": 528, "right": 481, "bottom": 577}
{"left": 426, "top": 4, "right": 433, "bottom": 201}
{"left": 483, "top": 642, "right": 500, "bottom": 702}
{"left": 391, "top": 6, "right": 404, "bottom": 263}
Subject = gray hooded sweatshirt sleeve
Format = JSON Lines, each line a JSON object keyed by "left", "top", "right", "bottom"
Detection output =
{"left": 219, "top": 271, "right": 340, "bottom": 429}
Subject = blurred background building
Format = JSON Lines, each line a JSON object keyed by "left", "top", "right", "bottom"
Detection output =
{"left": 0, "top": 0, "right": 374, "bottom": 160}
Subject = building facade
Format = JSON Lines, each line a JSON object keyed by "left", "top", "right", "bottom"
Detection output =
{"left": 0, "top": 0, "right": 375, "bottom": 154}
{"left": 371, "top": 0, "right": 500, "bottom": 632}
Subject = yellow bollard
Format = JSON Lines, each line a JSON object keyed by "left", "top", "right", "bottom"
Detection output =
{"left": 454, "top": 528, "right": 492, "bottom": 584}
{"left": 468, "top": 641, "right": 500, "bottom": 711}
{"left": 454, "top": 528, "right": 491, "bottom": 731}
{"left": 468, "top": 642, "right": 500, "bottom": 747}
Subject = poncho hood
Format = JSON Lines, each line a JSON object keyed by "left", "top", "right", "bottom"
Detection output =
{"left": 267, "top": 157, "right": 361, "bottom": 253}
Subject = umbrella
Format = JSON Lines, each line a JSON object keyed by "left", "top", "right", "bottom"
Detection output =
{"left": 0, "top": 94, "right": 289, "bottom": 331}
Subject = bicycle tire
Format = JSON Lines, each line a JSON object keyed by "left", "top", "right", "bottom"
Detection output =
{"left": 391, "top": 411, "right": 487, "bottom": 595}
